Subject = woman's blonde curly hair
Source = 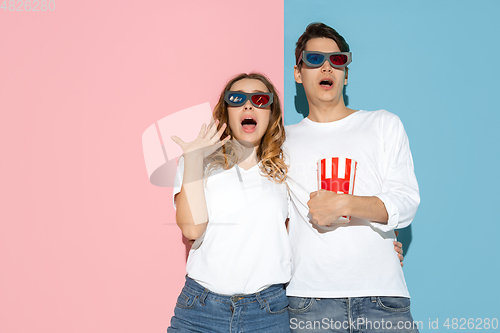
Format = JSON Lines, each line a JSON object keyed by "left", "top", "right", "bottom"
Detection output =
{"left": 205, "top": 73, "right": 288, "bottom": 183}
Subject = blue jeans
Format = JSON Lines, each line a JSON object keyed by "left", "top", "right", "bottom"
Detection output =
{"left": 167, "top": 276, "right": 290, "bottom": 333}
{"left": 288, "top": 296, "right": 420, "bottom": 333}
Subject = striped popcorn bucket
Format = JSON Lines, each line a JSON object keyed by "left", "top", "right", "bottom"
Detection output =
{"left": 317, "top": 157, "right": 357, "bottom": 222}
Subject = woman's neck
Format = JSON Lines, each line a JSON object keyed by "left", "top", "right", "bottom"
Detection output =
{"left": 234, "top": 140, "right": 259, "bottom": 170}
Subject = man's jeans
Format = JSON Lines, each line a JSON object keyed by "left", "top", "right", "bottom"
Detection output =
{"left": 288, "top": 296, "right": 420, "bottom": 333}
{"left": 167, "top": 276, "right": 290, "bottom": 333}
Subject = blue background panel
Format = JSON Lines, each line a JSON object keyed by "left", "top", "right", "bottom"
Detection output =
{"left": 285, "top": 0, "right": 500, "bottom": 330}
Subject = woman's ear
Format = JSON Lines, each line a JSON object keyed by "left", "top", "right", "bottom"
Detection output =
{"left": 344, "top": 68, "right": 349, "bottom": 85}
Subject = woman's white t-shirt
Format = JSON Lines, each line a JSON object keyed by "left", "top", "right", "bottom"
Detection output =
{"left": 173, "top": 157, "right": 292, "bottom": 295}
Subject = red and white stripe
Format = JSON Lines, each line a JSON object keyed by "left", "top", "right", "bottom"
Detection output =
{"left": 317, "top": 157, "right": 357, "bottom": 220}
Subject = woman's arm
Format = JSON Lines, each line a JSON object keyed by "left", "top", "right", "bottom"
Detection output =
{"left": 171, "top": 121, "right": 230, "bottom": 240}
{"left": 175, "top": 153, "right": 209, "bottom": 240}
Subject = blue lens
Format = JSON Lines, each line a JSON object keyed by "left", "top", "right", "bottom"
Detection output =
{"left": 227, "top": 93, "right": 246, "bottom": 105}
{"left": 306, "top": 53, "right": 325, "bottom": 65}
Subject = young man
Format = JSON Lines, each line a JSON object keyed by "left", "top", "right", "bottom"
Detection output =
{"left": 285, "top": 23, "right": 420, "bottom": 332}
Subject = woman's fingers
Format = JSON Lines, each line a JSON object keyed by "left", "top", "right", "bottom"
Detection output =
{"left": 170, "top": 135, "right": 186, "bottom": 148}
{"left": 393, "top": 240, "right": 404, "bottom": 267}
{"left": 207, "top": 120, "right": 220, "bottom": 139}
{"left": 197, "top": 123, "right": 207, "bottom": 138}
{"left": 212, "top": 123, "right": 227, "bottom": 142}
{"left": 173, "top": 121, "right": 228, "bottom": 155}
{"left": 213, "top": 135, "right": 231, "bottom": 150}
{"left": 221, "top": 135, "right": 231, "bottom": 145}
{"left": 393, "top": 241, "right": 403, "bottom": 253}
{"left": 395, "top": 241, "right": 403, "bottom": 254}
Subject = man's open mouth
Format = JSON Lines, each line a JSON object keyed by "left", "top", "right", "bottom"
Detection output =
{"left": 320, "top": 79, "right": 333, "bottom": 87}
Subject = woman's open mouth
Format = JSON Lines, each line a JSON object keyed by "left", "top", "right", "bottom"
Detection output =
{"left": 241, "top": 117, "right": 257, "bottom": 133}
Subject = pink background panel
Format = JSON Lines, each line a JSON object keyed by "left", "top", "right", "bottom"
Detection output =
{"left": 0, "top": 1, "right": 284, "bottom": 332}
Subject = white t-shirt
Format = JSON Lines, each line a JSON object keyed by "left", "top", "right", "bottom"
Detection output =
{"left": 173, "top": 157, "right": 292, "bottom": 295}
{"left": 284, "top": 110, "right": 420, "bottom": 298}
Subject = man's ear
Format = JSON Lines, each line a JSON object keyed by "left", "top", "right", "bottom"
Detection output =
{"left": 294, "top": 65, "right": 302, "bottom": 84}
{"left": 344, "top": 68, "right": 349, "bottom": 85}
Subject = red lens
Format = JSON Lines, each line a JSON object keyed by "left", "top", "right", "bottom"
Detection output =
{"left": 251, "top": 94, "right": 270, "bottom": 107}
{"left": 330, "top": 54, "right": 348, "bottom": 66}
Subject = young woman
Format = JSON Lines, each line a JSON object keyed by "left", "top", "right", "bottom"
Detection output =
{"left": 168, "top": 73, "right": 291, "bottom": 332}
{"left": 167, "top": 73, "right": 404, "bottom": 332}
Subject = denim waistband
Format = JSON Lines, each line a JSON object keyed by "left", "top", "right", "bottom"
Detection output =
{"left": 183, "top": 275, "right": 286, "bottom": 306}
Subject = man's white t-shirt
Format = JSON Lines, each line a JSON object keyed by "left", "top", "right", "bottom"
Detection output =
{"left": 284, "top": 110, "right": 420, "bottom": 298}
{"left": 173, "top": 157, "right": 292, "bottom": 295}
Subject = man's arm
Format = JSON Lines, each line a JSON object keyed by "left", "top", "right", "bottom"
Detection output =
{"left": 308, "top": 191, "right": 388, "bottom": 226}
{"left": 371, "top": 114, "right": 420, "bottom": 231}
{"left": 308, "top": 113, "right": 419, "bottom": 230}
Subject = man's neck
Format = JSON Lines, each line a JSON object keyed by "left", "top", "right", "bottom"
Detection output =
{"left": 307, "top": 100, "right": 355, "bottom": 123}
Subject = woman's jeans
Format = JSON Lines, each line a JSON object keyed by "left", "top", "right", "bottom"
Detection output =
{"left": 167, "top": 276, "right": 290, "bottom": 333}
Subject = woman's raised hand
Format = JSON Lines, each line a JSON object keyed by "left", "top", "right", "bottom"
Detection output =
{"left": 171, "top": 120, "right": 231, "bottom": 158}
